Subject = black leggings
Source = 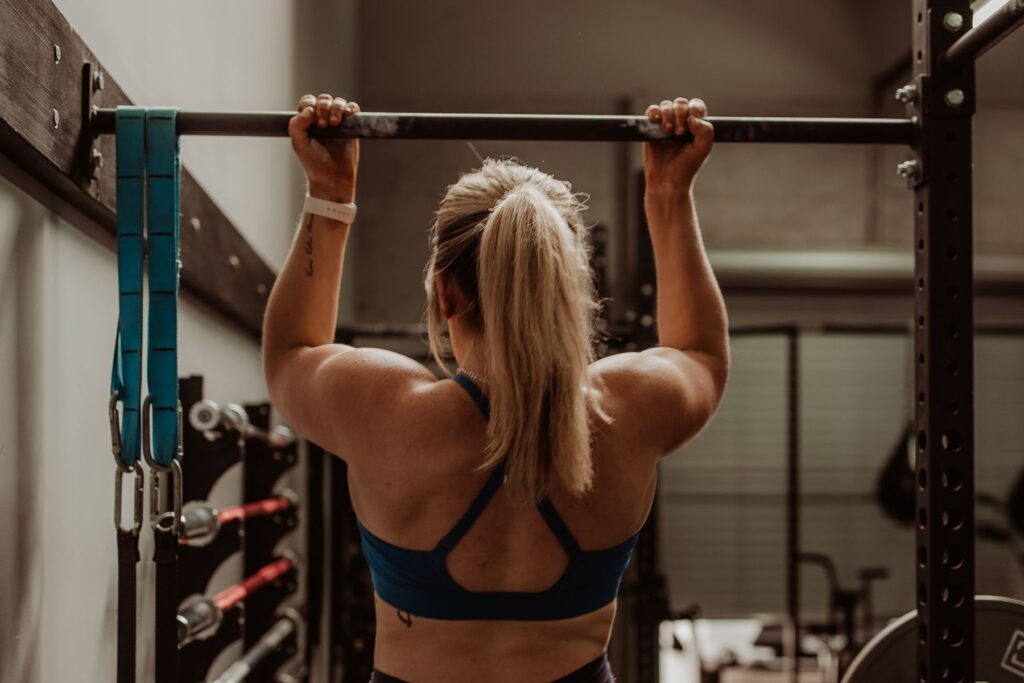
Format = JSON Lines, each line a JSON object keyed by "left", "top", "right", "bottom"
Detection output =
{"left": 369, "top": 653, "right": 615, "bottom": 683}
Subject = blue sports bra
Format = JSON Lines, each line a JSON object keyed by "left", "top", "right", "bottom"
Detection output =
{"left": 356, "top": 374, "right": 640, "bottom": 621}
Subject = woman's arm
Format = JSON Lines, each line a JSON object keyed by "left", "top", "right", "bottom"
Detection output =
{"left": 263, "top": 93, "right": 358, "bottom": 362}
{"left": 643, "top": 97, "right": 729, "bottom": 383}
{"left": 595, "top": 97, "right": 729, "bottom": 455}
{"left": 262, "top": 94, "right": 433, "bottom": 453}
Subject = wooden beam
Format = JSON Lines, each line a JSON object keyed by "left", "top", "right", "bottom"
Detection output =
{"left": 0, "top": 0, "right": 275, "bottom": 340}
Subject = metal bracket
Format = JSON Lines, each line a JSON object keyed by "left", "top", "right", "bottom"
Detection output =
{"left": 79, "top": 61, "right": 105, "bottom": 196}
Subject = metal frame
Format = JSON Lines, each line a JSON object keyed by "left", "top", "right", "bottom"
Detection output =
{"left": 909, "top": 2, "right": 978, "bottom": 681}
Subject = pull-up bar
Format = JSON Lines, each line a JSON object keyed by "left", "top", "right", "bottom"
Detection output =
{"left": 91, "top": 110, "right": 917, "bottom": 146}
{"left": 943, "top": 0, "right": 1024, "bottom": 71}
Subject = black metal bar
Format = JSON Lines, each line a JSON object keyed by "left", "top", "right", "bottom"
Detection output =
{"left": 942, "top": 0, "right": 1024, "bottom": 72}
{"left": 911, "top": 1, "right": 976, "bottom": 681}
{"left": 784, "top": 329, "right": 800, "bottom": 683}
{"left": 91, "top": 109, "right": 917, "bottom": 145}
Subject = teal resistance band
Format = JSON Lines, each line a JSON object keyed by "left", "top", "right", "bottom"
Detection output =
{"left": 143, "top": 108, "right": 182, "bottom": 470}
{"left": 142, "top": 108, "right": 182, "bottom": 683}
{"left": 112, "top": 106, "right": 146, "bottom": 683}
{"left": 111, "top": 106, "right": 146, "bottom": 471}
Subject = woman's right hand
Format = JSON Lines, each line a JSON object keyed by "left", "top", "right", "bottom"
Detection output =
{"left": 642, "top": 97, "right": 714, "bottom": 194}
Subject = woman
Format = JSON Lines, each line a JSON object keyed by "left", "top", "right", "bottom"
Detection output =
{"left": 263, "top": 94, "right": 729, "bottom": 683}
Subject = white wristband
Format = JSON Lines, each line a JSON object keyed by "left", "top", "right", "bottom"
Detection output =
{"left": 304, "top": 195, "right": 357, "bottom": 225}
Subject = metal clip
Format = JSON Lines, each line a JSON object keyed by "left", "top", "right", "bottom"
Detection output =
{"left": 142, "top": 395, "right": 184, "bottom": 536}
{"left": 114, "top": 460, "right": 145, "bottom": 534}
{"left": 109, "top": 391, "right": 128, "bottom": 471}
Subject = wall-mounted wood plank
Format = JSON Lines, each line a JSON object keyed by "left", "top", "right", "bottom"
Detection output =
{"left": 0, "top": 0, "right": 274, "bottom": 340}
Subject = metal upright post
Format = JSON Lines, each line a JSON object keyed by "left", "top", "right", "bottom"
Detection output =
{"left": 905, "top": 1, "right": 976, "bottom": 681}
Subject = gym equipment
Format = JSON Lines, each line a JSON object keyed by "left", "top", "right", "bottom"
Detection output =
{"left": 211, "top": 609, "right": 303, "bottom": 683}
{"left": 177, "top": 556, "right": 297, "bottom": 646}
{"left": 188, "top": 398, "right": 296, "bottom": 447}
{"left": 179, "top": 493, "right": 296, "bottom": 546}
{"left": 841, "top": 595, "right": 1024, "bottom": 683}
{"left": 176, "top": 377, "right": 309, "bottom": 682}
{"left": 110, "top": 106, "right": 146, "bottom": 683}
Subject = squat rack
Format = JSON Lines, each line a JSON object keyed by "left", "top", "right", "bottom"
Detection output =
{"left": 0, "top": 0, "right": 1020, "bottom": 680}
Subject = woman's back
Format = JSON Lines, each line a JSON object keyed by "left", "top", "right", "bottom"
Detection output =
{"left": 347, "top": 370, "right": 660, "bottom": 682}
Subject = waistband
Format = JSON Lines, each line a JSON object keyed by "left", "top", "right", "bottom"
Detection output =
{"left": 369, "top": 652, "right": 614, "bottom": 683}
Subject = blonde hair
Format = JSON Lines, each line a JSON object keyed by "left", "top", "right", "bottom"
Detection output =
{"left": 425, "top": 159, "right": 608, "bottom": 504}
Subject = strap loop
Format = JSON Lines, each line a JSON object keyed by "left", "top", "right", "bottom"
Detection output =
{"left": 114, "top": 461, "right": 145, "bottom": 534}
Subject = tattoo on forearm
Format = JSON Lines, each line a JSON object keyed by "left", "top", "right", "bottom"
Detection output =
{"left": 303, "top": 215, "right": 314, "bottom": 277}
{"left": 397, "top": 610, "right": 413, "bottom": 628}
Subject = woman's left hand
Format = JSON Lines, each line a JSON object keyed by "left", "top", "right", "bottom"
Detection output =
{"left": 289, "top": 93, "right": 360, "bottom": 201}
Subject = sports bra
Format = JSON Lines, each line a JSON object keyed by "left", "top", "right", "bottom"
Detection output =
{"left": 355, "top": 374, "right": 640, "bottom": 621}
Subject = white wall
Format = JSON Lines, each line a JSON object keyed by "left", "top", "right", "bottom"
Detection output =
{"left": 0, "top": 1, "right": 356, "bottom": 681}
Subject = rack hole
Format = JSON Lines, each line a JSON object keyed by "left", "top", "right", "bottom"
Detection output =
{"left": 918, "top": 315, "right": 925, "bottom": 327}
{"left": 917, "top": 201, "right": 924, "bottom": 214}
{"left": 918, "top": 468, "right": 927, "bottom": 489}
{"left": 918, "top": 584, "right": 927, "bottom": 605}
{"left": 948, "top": 586, "right": 965, "bottom": 607}
{"left": 947, "top": 402, "right": 959, "bottom": 415}
{"left": 917, "top": 49, "right": 923, "bottom": 62}
{"left": 946, "top": 170, "right": 958, "bottom": 183}
{"left": 918, "top": 239, "right": 925, "bottom": 252}
{"left": 946, "top": 132, "right": 956, "bottom": 144}
{"left": 918, "top": 544, "right": 927, "bottom": 566}
{"left": 943, "top": 547, "right": 965, "bottom": 569}
{"left": 941, "top": 431, "right": 963, "bottom": 451}
{"left": 917, "top": 430, "right": 927, "bottom": 450}
{"left": 918, "top": 508, "right": 927, "bottom": 529}
{"left": 943, "top": 468, "right": 963, "bottom": 490}
{"left": 945, "top": 361, "right": 959, "bottom": 376}
{"left": 947, "top": 247, "right": 958, "bottom": 260}
{"left": 918, "top": 277, "right": 926, "bottom": 291}
{"left": 919, "top": 622, "right": 927, "bottom": 643}
{"left": 948, "top": 324, "right": 959, "bottom": 339}
{"left": 946, "top": 285, "right": 958, "bottom": 299}
{"left": 943, "top": 507, "right": 963, "bottom": 529}
{"left": 918, "top": 353, "right": 925, "bottom": 366}
{"left": 918, "top": 391, "right": 925, "bottom": 404}
{"left": 946, "top": 208, "right": 958, "bottom": 222}
{"left": 944, "top": 624, "right": 964, "bottom": 647}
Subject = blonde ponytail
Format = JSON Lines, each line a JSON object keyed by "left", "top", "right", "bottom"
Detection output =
{"left": 425, "top": 159, "right": 607, "bottom": 504}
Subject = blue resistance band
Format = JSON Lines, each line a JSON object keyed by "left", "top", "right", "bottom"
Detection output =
{"left": 112, "top": 107, "right": 147, "bottom": 470}
{"left": 145, "top": 108, "right": 182, "bottom": 469}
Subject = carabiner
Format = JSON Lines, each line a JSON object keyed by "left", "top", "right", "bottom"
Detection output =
{"left": 114, "top": 460, "right": 145, "bottom": 534}
{"left": 142, "top": 395, "right": 184, "bottom": 536}
{"left": 109, "top": 391, "right": 132, "bottom": 473}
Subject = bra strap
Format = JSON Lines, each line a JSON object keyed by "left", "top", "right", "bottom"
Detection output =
{"left": 451, "top": 374, "right": 490, "bottom": 420}
{"left": 436, "top": 461, "right": 506, "bottom": 552}
{"left": 537, "top": 498, "right": 581, "bottom": 554}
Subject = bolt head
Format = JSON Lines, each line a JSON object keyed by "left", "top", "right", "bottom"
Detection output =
{"left": 51, "top": 109, "right": 60, "bottom": 129}
{"left": 93, "top": 70, "right": 105, "bottom": 91}
{"left": 945, "top": 89, "right": 966, "bottom": 107}
{"left": 895, "top": 85, "right": 919, "bottom": 104}
{"left": 53, "top": 44, "right": 61, "bottom": 64}
{"left": 943, "top": 12, "right": 964, "bottom": 31}
{"left": 228, "top": 254, "right": 241, "bottom": 270}
{"left": 190, "top": 217, "right": 201, "bottom": 233}
{"left": 91, "top": 149, "right": 104, "bottom": 179}
{"left": 896, "top": 161, "right": 921, "bottom": 179}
